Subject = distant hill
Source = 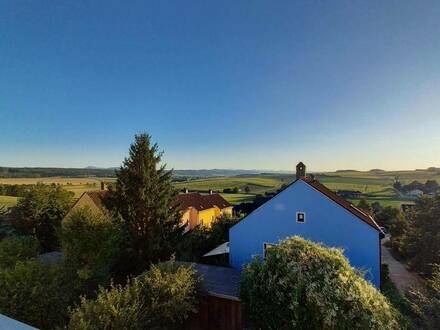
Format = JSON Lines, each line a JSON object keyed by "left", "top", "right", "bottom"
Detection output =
{"left": 0, "top": 166, "right": 265, "bottom": 179}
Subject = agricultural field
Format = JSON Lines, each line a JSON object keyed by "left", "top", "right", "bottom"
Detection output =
{"left": 0, "top": 168, "right": 439, "bottom": 208}
{"left": 0, "top": 195, "right": 19, "bottom": 208}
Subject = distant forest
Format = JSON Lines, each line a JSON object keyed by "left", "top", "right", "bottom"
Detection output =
{"left": 0, "top": 167, "right": 266, "bottom": 179}
{"left": 0, "top": 167, "right": 116, "bottom": 178}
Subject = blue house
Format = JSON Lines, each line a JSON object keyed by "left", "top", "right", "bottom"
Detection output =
{"left": 228, "top": 163, "right": 384, "bottom": 288}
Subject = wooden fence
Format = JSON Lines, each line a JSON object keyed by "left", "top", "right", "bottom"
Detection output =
{"left": 185, "top": 294, "right": 242, "bottom": 330}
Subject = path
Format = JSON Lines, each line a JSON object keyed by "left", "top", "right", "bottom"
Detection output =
{"left": 381, "top": 236, "right": 423, "bottom": 294}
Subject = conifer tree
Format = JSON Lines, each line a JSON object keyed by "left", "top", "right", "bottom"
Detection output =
{"left": 109, "top": 133, "right": 182, "bottom": 272}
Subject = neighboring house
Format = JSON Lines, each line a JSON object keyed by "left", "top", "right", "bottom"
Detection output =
{"left": 406, "top": 189, "right": 424, "bottom": 198}
{"left": 225, "top": 162, "right": 383, "bottom": 288}
{"left": 63, "top": 190, "right": 232, "bottom": 231}
{"left": 63, "top": 190, "right": 108, "bottom": 220}
{"left": 176, "top": 192, "right": 233, "bottom": 230}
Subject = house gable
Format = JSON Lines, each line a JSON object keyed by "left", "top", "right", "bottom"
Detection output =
{"left": 229, "top": 179, "right": 381, "bottom": 287}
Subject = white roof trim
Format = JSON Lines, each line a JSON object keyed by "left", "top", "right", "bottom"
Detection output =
{"left": 203, "top": 242, "right": 229, "bottom": 257}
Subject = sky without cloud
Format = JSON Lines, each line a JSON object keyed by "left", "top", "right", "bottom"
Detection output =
{"left": 1, "top": 1, "right": 439, "bottom": 171}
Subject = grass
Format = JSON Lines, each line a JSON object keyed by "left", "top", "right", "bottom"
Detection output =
{"left": 220, "top": 193, "right": 256, "bottom": 204}
{"left": 0, "top": 195, "right": 19, "bottom": 208}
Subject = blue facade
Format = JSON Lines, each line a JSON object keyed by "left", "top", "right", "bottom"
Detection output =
{"left": 229, "top": 180, "right": 381, "bottom": 287}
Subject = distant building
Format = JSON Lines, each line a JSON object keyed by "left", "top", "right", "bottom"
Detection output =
{"left": 406, "top": 189, "right": 424, "bottom": 198}
{"left": 336, "top": 190, "right": 362, "bottom": 199}
{"left": 400, "top": 203, "right": 416, "bottom": 213}
{"left": 63, "top": 189, "right": 233, "bottom": 232}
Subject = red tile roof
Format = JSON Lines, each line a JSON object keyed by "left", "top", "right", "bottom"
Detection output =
{"left": 176, "top": 193, "right": 231, "bottom": 211}
{"left": 301, "top": 177, "right": 381, "bottom": 232}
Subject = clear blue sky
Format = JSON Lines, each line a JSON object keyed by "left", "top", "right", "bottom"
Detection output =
{"left": 1, "top": 1, "right": 439, "bottom": 171}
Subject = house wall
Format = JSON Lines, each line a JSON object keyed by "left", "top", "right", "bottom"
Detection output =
{"left": 229, "top": 180, "right": 381, "bottom": 287}
{"left": 221, "top": 206, "right": 234, "bottom": 217}
{"left": 198, "top": 208, "right": 217, "bottom": 228}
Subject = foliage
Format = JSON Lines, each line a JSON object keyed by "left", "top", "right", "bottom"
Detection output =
{"left": 61, "top": 207, "right": 123, "bottom": 289}
{"left": 357, "top": 199, "right": 372, "bottom": 213}
{"left": 375, "top": 205, "right": 400, "bottom": 227}
{"left": 240, "top": 236, "right": 400, "bottom": 330}
{"left": 393, "top": 195, "right": 440, "bottom": 275}
{"left": 107, "top": 133, "right": 183, "bottom": 273}
{"left": 407, "top": 265, "right": 440, "bottom": 329}
{"left": 0, "top": 259, "right": 80, "bottom": 329}
{"left": 0, "top": 235, "right": 39, "bottom": 269}
{"left": 10, "top": 183, "right": 74, "bottom": 251}
{"left": 176, "top": 216, "right": 239, "bottom": 263}
{"left": 380, "top": 264, "right": 412, "bottom": 327}
{"left": 68, "top": 261, "right": 200, "bottom": 330}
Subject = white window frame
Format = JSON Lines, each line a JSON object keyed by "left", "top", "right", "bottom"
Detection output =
{"left": 296, "top": 211, "right": 306, "bottom": 223}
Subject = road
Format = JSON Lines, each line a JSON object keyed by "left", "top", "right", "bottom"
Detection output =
{"left": 381, "top": 236, "right": 423, "bottom": 294}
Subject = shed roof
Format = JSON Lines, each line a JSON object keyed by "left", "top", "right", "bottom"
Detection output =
{"left": 178, "top": 262, "right": 240, "bottom": 300}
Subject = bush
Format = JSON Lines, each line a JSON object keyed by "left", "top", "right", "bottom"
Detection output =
{"left": 61, "top": 207, "right": 123, "bottom": 288}
{"left": 10, "top": 183, "right": 74, "bottom": 251}
{"left": 0, "top": 259, "right": 79, "bottom": 329}
{"left": 407, "top": 264, "right": 440, "bottom": 329}
{"left": 68, "top": 260, "right": 200, "bottom": 330}
{"left": 0, "top": 235, "right": 39, "bottom": 269}
{"left": 240, "top": 236, "right": 400, "bottom": 330}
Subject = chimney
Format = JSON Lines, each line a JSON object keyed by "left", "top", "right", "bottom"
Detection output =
{"left": 296, "top": 162, "right": 306, "bottom": 180}
{"left": 100, "top": 181, "right": 105, "bottom": 191}
{"left": 209, "top": 189, "right": 213, "bottom": 195}
{"left": 183, "top": 188, "right": 189, "bottom": 194}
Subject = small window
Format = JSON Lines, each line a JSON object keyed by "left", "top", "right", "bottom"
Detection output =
{"left": 263, "top": 243, "right": 276, "bottom": 258}
{"left": 296, "top": 212, "right": 306, "bottom": 223}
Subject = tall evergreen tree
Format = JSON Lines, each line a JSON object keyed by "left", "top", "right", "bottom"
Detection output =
{"left": 108, "top": 133, "right": 182, "bottom": 272}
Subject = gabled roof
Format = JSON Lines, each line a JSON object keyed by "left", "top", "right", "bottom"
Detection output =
{"left": 176, "top": 193, "right": 231, "bottom": 211}
{"left": 84, "top": 191, "right": 108, "bottom": 210}
{"left": 300, "top": 177, "right": 382, "bottom": 232}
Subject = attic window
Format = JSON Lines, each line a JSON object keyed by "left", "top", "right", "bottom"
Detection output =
{"left": 296, "top": 212, "right": 306, "bottom": 223}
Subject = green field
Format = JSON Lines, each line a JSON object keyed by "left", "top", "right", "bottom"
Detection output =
{"left": 0, "top": 168, "right": 439, "bottom": 208}
{"left": 0, "top": 195, "right": 19, "bottom": 208}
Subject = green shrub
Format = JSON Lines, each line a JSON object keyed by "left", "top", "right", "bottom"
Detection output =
{"left": 61, "top": 207, "right": 123, "bottom": 287}
{"left": 0, "top": 259, "right": 79, "bottom": 329}
{"left": 68, "top": 260, "right": 200, "bottom": 330}
{"left": 240, "top": 236, "right": 400, "bottom": 330}
{"left": 10, "top": 183, "right": 74, "bottom": 251}
{"left": 407, "top": 264, "right": 440, "bottom": 329}
{"left": 0, "top": 235, "right": 39, "bottom": 269}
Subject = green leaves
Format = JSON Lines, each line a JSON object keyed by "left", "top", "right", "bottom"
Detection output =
{"left": 108, "top": 133, "right": 183, "bottom": 272}
{"left": 240, "top": 236, "right": 400, "bottom": 330}
{"left": 68, "top": 261, "right": 200, "bottom": 330}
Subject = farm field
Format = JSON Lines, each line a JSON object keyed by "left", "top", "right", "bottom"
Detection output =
{"left": 0, "top": 195, "right": 19, "bottom": 208}
{"left": 0, "top": 168, "right": 439, "bottom": 208}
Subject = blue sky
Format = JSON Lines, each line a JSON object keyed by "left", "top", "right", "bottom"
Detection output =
{"left": 1, "top": 1, "right": 439, "bottom": 171}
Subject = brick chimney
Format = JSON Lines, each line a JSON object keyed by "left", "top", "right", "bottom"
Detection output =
{"left": 296, "top": 162, "right": 306, "bottom": 180}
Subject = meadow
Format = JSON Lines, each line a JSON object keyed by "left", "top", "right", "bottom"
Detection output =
{"left": 0, "top": 168, "right": 439, "bottom": 209}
